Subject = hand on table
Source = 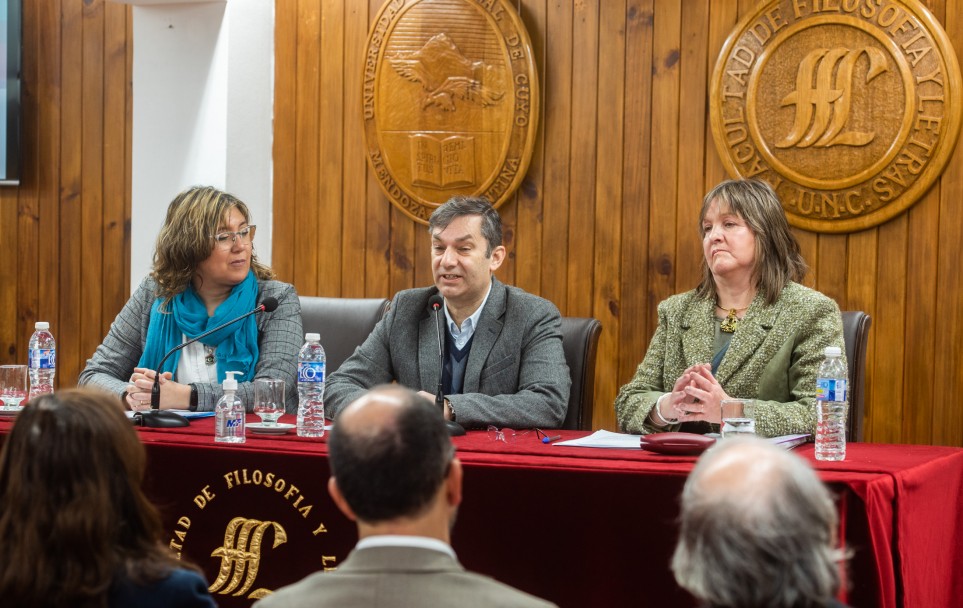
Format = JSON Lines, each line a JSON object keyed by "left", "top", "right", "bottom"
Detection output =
{"left": 126, "top": 367, "right": 189, "bottom": 410}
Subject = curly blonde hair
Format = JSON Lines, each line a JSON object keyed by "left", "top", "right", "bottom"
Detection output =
{"left": 150, "top": 186, "right": 275, "bottom": 299}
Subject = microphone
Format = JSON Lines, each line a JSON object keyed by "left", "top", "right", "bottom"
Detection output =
{"left": 427, "top": 294, "right": 465, "bottom": 437}
{"left": 149, "top": 296, "right": 279, "bottom": 409}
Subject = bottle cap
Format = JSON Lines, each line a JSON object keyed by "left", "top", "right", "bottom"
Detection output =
{"left": 824, "top": 346, "right": 842, "bottom": 357}
{"left": 305, "top": 333, "right": 320, "bottom": 342}
{"left": 223, "top": 371, "right": 241, "bottom": 391}
{"left": 35, "top": 322, "right": 49, "bottom": 330}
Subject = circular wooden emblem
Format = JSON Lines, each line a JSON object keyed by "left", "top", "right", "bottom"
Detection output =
{"left": 710, "top": 0, "right": 962, "bottom": 233}
{"left": 363, "top": 0, "right": 539, "bottom": 224}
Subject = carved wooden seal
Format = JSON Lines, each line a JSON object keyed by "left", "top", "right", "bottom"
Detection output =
{"left": 363, "top": 0, "right": 539, "bottom": 224}
{"left": 710, "top": 0, "right": 961, "bottom": 233}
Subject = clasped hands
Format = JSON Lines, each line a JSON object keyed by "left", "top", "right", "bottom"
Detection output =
{"left": 125, "top": 367, "right": 190, "bottom": 410}
{"left": 656, "top": 364, "right": 730, "bottom": 425}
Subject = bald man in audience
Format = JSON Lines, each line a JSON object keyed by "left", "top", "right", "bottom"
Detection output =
{"left": 672, "top": 437, "right": 848, "bottom": 608}
{"left": 255, "top": 385, "right": 556, "bottom": 608}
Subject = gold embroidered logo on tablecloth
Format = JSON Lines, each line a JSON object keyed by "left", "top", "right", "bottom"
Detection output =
{"left": 167, "top": 468, "right": 336, "bottom": 601}
{"left": 363, "top": 0, "right": 539, "bottom": 224}
{"left": 709, "top": 0, "right": 962, "bottom": 233}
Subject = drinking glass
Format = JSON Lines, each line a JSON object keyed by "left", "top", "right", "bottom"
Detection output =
{"left": 0, "top": 365, "right": 28, "bottom": 410}
{"left": 720, "top": 398, "right": 755, "bottom": 438}
{"left": 253, "top": 378, "right": 285, "bottom": 426}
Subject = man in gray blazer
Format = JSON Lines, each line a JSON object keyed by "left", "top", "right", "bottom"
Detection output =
{"left": 325, "top": 196, "right": 570, "bottom": 429}
{"left": 254, "top": 386, "right": 557, "bottom": 608}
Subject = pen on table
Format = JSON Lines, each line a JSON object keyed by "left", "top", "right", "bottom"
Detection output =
{"left": 542, "top": 434, "right": 562, "bottom": 444}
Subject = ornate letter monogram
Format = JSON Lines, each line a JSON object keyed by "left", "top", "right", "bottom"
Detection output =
{"left": 209, "top": 518, "right": 287, "bottom": 598}
{"left": 710, "top": 0, "right": 962, "bottom": 233}
{"left": 363, "top": 0, "right": 539, "bottom": 224}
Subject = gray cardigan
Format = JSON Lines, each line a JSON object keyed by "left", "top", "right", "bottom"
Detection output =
{"left": 324, "top": 278, "right": 571, "bottom": 429}
{"left": 79, "top": 277, "right": 303, "bottom": 412}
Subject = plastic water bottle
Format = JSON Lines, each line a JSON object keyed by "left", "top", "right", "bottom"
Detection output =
{"left": 28, "top": 322, "right": 56, "bottom": 400}
{"left": 815, "top": 346, "right": 848, "bottom": 461}
{"left": 215, "top": 371, "right": 245, "bottom": 443}
{"left": 297, "top": 333, "right": 326, "bottom": 438}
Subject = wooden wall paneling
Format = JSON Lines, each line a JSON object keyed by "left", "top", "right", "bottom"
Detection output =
{"left": 294, "top": 0, "right": 322, "bottom": 294}
{"left": 538, "top": 0, "right": 572, "bottom": 311}
{"left": 646, "top": 0, "right": 681, "bottom": 341}
{"left": 0, "top": 189, "right": 15, "bottom": 359}
{"left": 934, "top": 8, "right": 963, "bottom": 447}
{"left": 564, "top": 0, "right": 598, "bottom": 318}
{"left": 902, "top": 192, "right": 940, "bottom": 445}
{"left": 414, "top": 220, "right": 433, "bottom": 291}
{"left": 102, "top": 4, "right": 131, "bottom": 342}
{"left": 341, "top": 0, "right": 369, "bottom": 297}
{"left": 872, "top": 217, "right": 908, "bottom": 443}
{"left": 388, "top": 208, "right": 415, "bottom": 295}
{"left": 362, "top": 0, "right": 391, "bottom": 298}
{"left": 616, "top": 0, "right": 653, "bottom": 396}
{"left": 675, "top": 0, "right": 709, "bottom": 291}
{"left": 59, "top": 0, "right": 84, "bottom": 388}
{"left": 80, "top": 0, "right": 106, "bottom": 389}
{"left": 34, "top": 0, "right": 62, "bottom": 348}
{"left": 319, "top": 0, "right": 345, "bottom": 295}
{"left": 845, "top": 229, "right": 878, "bottom": 440}
{"left": 512, "top": 0, "right": 546, "bottom": 297}
{"left": 495, "top": 198, "right": 516, "bottom": 288}
{"left": 590, "top": 0, "right": 626, "bottom": 432}
{"left": 814, "top": 235, "right": 847, "bottom": 305}
{"left": 273, "top": 0, "right": 298, "bottom": 284}
{"left": 702, "top": 3, "right": 735, "bottom": 201}
{"left": 16, "top": 0, "right": 48, "bottom": 362}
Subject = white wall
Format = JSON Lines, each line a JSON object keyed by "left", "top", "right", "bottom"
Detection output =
{"left": 126, "top": 0, "right": 274, "bottom": 288}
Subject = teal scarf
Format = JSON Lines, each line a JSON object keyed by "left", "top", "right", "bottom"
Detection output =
{"left": 139, "top": 271, "right": 260, "bottom": 383}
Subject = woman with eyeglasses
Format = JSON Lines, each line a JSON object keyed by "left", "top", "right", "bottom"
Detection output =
{"left": 80, "top": 186, "right": 302, "bottom": 413}
{"left": 0, "top": 389, "right": 217, "bottom": 607}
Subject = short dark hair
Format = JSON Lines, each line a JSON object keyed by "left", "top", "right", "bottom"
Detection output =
{"left": 672, "top": 438, "right": 842, "bottom": 608}
{"left": 328, "top": 387, "right": 454, "bottom": 523}
{"left": 696, "top": 179, "right": 807, "bottom": 305}
{"left": 428, "top": 196, "right": 503, "bottom": 257}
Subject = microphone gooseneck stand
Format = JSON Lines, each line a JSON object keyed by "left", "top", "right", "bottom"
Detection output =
{"left": 428, "top": 294, "right": 465, "bottom": 437}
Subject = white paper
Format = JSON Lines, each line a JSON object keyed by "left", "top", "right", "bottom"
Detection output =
{"left": 553, "top": 429, "right": 642, "bottom": 449}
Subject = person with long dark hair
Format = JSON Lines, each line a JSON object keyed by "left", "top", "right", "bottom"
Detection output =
{"left": 0, "top": 389, "right": 217, "bottom": 607}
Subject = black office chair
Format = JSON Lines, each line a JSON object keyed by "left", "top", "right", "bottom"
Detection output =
{"left": 559, "top": 317, "right": 602, "bottom": 430}
{"left": 298, "top": 296, "right": 390, "bottom": 374}
{"left": 841, "top": 311, "right": 871, "bottom": 442}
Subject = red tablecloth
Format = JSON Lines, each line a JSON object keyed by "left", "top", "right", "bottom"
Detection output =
{"left": 2, "top": 415, "right": 961, "bottom": 608}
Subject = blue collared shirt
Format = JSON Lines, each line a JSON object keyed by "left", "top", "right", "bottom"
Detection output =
{"left": 442, "top": 280, "right": 493, "bottom": 350}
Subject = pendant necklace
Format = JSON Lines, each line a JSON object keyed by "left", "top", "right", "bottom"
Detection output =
{"left": 717, "top": 304, "right": 749, "bottom": 333}
{"left": 204, "top": 344, "right": 216, "bottom": 366}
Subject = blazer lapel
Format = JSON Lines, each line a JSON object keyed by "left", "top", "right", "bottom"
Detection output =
{"left": 681, "top": 297, "right": 715, "bottom": 367}
{"left": 714, "top": 292, "right": 776, "bottom": 385}
{"left": 462, "top": 279, "right": 505, "bottom": 392}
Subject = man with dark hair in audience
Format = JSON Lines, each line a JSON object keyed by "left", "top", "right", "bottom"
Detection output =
{"left": 672, "top": 437, "right": 848, "bottom": 608}
{"left": 325, "top": 196, "right": 570, "bottom": 429}
{"left": 254, "top": 385, "right": 556, "bottom": 608}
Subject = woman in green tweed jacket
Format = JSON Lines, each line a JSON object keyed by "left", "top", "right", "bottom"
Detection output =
{"left": 615, "top": 179, "right": 845, "bottom": 438}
